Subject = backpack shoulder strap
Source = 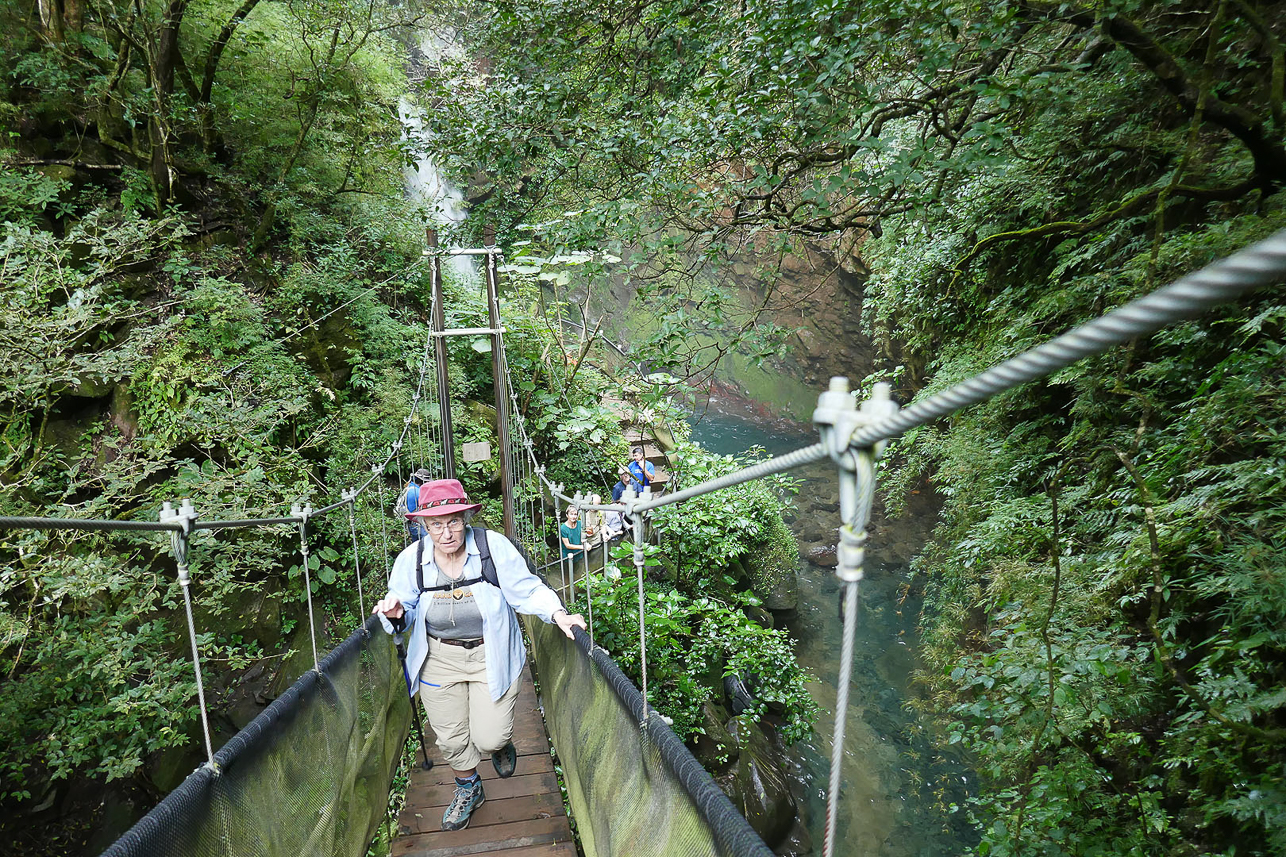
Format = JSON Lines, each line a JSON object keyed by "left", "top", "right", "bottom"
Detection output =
{"left": 472, "top": 527, "right": 499, "bottom": 588}
{"left": 416, "top": 536, "right": 425, "bottom": 593}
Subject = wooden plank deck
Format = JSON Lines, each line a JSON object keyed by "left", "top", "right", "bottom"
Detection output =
{"left": 393, "top": 665, "right": 576, "bottom": 857}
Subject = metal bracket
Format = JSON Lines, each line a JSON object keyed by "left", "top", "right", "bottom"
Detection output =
{"left": 812, "top": 377, "right": 900, "bottom": 583}
{"left": 160, "top": 499, "right": 197, "bottom": 579}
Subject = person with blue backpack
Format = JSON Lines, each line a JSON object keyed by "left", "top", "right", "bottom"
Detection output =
{"left": 402, "top": 468, "right": 431, "bottom": 541}
{"left": 373, "top": 479, "right": 586, "bottom": 832}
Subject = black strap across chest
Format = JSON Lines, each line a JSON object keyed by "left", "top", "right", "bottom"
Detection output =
{"left": 415, "top": 526, "right": 500, "bottom": 594}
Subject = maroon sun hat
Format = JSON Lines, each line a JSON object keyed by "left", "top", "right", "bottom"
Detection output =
{"left": 407, "top": 479, "right": 482, "bottom": 518}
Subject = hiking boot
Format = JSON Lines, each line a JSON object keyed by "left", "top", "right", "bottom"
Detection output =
{"left": 492, "top": 741, "right": 517, "bottom": 778}
{"left": 441, "top": 777, "right": 485, "bottom": 831}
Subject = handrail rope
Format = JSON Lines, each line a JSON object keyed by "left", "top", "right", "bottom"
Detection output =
{"left": 0, "top": 516, "right": 183, "bottom": 532}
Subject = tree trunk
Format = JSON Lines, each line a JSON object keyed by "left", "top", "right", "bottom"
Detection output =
{"left": 37, "top": 0, "right": 64, "bottom": 41}
{"left": 148, "top": 0, "right": 191, "bottom": 211}
{"left": 199, "top": 0, "right": 264, "bottom": 152}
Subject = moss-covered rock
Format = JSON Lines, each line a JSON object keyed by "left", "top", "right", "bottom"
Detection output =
{"left": 744, "top": 513, "right": 799, "bottom": 610}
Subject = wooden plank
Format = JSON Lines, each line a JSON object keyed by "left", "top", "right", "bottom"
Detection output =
{"left": 391, "top": 816, "right": 570, "bottom": 857}
{"left": 395, "top": 662, "right": 573, "bottom": 857}
{"left": 400, "top": 792, "right": 565, "bottom": 834}
{"left": 476, "top": 845, "right": 576, "bottom": 857}
{"left": 394, "top": 833, "right": 577, "bottom": 857}
{"left": 406, "top": 770, "right": 561, "bottom": 808}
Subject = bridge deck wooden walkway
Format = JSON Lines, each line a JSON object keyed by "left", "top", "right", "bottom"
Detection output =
{"left": 392, "top": 665, "right": 575, "bottom": 857}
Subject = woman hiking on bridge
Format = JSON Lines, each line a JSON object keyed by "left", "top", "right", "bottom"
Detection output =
{"left": 373, "top": 479, "right": 586, "bottom": 831}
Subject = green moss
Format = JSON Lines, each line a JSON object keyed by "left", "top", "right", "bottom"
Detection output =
{"left": 744, "top": 514, "right": 799, "bottom": 611}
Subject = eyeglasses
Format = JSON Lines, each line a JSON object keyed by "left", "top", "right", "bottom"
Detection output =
{"left": 426, "top": 519, "right": 466, "bottom": 534}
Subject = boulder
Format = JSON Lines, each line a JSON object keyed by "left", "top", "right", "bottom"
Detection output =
{"left": 691, "top": 699, "right": 739, "bottom": 774}
{"left": 715, "top": 717, "right": 798, "bottom": 848}
{"left": 804, "top": 544, "right": 838, "bottom": 568}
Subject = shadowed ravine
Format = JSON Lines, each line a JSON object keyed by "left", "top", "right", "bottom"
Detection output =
{"left": 687, "top": 403, "right": 976, "bottom": 856}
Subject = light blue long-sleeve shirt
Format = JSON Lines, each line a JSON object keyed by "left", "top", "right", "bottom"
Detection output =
{"left": 379, "top": 528, "right": 565, "bottom": 701}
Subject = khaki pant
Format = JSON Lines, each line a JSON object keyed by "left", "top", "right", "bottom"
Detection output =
{"left": 418, "top": 636, "right": 521, "bottom": 772}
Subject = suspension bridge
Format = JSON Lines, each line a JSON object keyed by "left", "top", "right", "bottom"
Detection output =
{"left": 3, "top": 228, "right": 1284, "bottom": 857}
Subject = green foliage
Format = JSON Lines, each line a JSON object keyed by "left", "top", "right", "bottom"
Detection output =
{"left": 878, "top": 149, "right": 1286, "bottom": 857}
{"left": 564, "top": 442, "right": 814, "bottom": 746}
{"left": 650, "top": 441, "right": 798, "bottom": 589}
{"left": 575, "top": 547, "right": 816, "bottom": 744}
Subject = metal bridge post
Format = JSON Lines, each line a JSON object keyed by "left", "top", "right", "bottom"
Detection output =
{"left": 484, "top": 224, "right": 517, "bottom": 539}
{"left": 812, "top": 377, "right": 898, "bottom": 857}
{"left": 569, "top": 491, "right": 584, "bottom": 605}
{"left": 427, "top": 228, "right": 456, "bottom": 480}
{"left": 160, "top": 499, "right": 217, "bottom": 771}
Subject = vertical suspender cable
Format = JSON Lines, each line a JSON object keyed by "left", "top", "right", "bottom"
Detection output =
{"left": 632, "top": 488, "right": 650, "bottom": 720}
{"left": 813, "top": 379, "right": 895, "bottom": 857}
{"left": 292, "top": 504, "right": 321, "bottom": 672}
{"left": 375, "top": 465, "right": 392, "bottom": 579}
{"left": 161, "top": 499, "right": 216, "bottom": 770}
{"left": 345, "top": 492, "right": 366, "bottom": 619}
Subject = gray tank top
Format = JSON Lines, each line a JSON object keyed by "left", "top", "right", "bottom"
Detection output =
{"left": 423, "top": 568, "right": 484, "bottom": 641}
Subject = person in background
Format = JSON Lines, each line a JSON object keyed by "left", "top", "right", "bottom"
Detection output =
{"left": 628, "top": 447, "right": 655, "bottom": 490}
{"left": 604, "top": 469, "right": 632, "bottom": 538}
{"left": 612, "top": 467, "right": 635, "bottom": 500}
{"left": 582, "top": 494, "right": 602, "bottom": 548}
{"left": 559, "top": 505, "right": 588, "bottom": 580}
{"left": 404, "top": 468, "right": 432, "bottom": 541}
{"left": 373, "top": 479, "right": 585, "bottom": 832}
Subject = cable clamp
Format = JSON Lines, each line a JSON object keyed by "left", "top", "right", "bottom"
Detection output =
{"left": 160, "top": 499, "right": 198, "bottom": 571}
{"left": 812, "top": 377, "right": 899, "bottom": 468}
{"left": 836, "top": 524, "right": 867, "bottom": 583}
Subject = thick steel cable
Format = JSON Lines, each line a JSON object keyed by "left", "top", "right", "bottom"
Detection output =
{"left": 824, "top": 580, "right": 860, "bottom": 857}
{"left": 0, "top": 516, "right": 182, "bottom": 532}
{"left": 845, "top": 226, "right": 1286, "bottom": 451}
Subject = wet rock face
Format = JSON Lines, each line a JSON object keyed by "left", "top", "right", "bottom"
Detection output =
{"left": 727, "top": 234, "right": 877, "bottom": 389}
{"left": 715, "top": 717, "right": 798, "bottom": 848}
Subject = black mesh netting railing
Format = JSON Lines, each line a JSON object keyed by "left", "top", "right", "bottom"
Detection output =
{"left": 525, "top": 618, "right": 774, "bottom": 857}
{"left": 101, "top": 615, "right": 411, "bottom": 857}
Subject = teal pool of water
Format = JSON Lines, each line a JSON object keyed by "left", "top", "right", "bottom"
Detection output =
{"left": 687, "top": 410, "right": 975, "bottom": 856}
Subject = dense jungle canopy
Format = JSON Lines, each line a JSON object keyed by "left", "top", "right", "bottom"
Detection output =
{"left": 2, "top": 0, "right": 1285, "bottom": 854}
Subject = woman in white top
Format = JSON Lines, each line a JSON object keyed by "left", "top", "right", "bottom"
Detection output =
{"left": 374, "top": 479, "right": 585, "bottom": 831}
